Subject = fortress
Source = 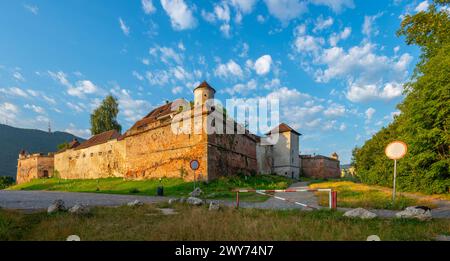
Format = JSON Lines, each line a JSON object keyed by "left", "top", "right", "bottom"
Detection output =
{"left": 16, "top": 82, "right": 340, "bottom": 184}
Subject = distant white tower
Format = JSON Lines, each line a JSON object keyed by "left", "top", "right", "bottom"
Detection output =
{"left": 193, "top": 81, "right": 216, "bottom": 107}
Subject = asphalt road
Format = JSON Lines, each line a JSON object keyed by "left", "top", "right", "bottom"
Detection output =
{"left": 0, "top": 190, "right": 169, "bottom": 210}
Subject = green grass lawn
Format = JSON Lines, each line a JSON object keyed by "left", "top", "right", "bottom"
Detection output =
{"left": 7, "top": 174, "right": 293, "bottom": 202}
{"left": 309, "top": 180, "right": 448, "bottom": 210}
{"left": 1, "top": 203, "right": 449, "bottom": 241}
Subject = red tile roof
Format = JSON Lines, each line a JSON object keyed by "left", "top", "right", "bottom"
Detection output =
{"left": 68, "top": 139, "right": 80, "bottom": 149}
{"left": 127, "top": 102, "right": 175, "bottom": 133}
{"left": 75, "top": 130, "right": 120, "bottom": 150}
{"left": 194, "top": 81, "right": 216, "bottom": 93}
{"left": 266, "top": 123, "right": 301, "bottom": 136}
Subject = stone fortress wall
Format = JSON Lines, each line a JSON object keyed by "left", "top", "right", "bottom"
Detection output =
{"left": 16, "top": 153, "right": 54, "bottom": 184}
{"left": 16, "top": 81, "right": 339, "bottom": 184}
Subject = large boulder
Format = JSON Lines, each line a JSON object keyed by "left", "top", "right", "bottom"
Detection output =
{"left": 127, "top": 199, "right": 144, "bottom": 207}
{"left": 343, "top": 208, "right": 377, "bottom": 219}
{"left": 168, "top": 198, "right": 179, "bottom": 204}
{"left": 186, "top": 197, "right": 203, "bottom": 206}
{"left": 68, "top": 204, "right": 90, "bottom": 215}
{"left": 190, "top": 188, "right": 203, "bottom": 197}
{"left": 47, "top": 199, "right": 66, "bottom": 214}
{"left": 395, "top": 206, "right": 432, "bottom": 221}
{"left": 208, "top": 201, "right": 220, "bottom": 211}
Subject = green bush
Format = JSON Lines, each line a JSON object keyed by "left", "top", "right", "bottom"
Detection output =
{"left": 0, "top": 177, "right": 15, "bottom": 189}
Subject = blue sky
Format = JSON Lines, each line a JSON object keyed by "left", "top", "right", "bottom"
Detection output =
{"left": 0, "top": 0, "right": 432, "bottom": 163}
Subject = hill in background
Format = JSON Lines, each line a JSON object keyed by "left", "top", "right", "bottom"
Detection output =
{"left": 0, "top": 124, "right": 85, "bottom": 178}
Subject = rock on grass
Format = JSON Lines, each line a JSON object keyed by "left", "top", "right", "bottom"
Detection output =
{"left": 343, "top": 208, "right": 377, "bottom": 219}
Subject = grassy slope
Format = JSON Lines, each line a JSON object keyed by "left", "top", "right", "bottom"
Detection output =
{"left": 8, "top": 175, "right": 293, "bottom": 202}
{"left": 310, "top": 180, "right": 450, "bottom": 210}
{"left": 1, "top": 203, "right": 449, "bottom": 241}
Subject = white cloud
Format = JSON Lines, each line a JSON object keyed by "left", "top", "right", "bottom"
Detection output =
{"left": 294, "top": 35, "right": 325, "bottom": 54}
{"left": 48, "top": 71, "right": 71, "bottom": 88}
{"left": 66, "top": 102, "right": 84, "bottom": 113}
{"left": 119, "top": 18, "right": 130, "bottom": 36}
{"left": 229, "top": 0, "right": 258, "bottom": 14}
{"left": 362, "top": 13, "right": 382, "bottom": 37}
{"left": 43, "top": 95, "right": 56, "bottom": 105}
{"left": 0, "top": 102, "right": 19, "bottom": 114}
{"left": 214, "top": 60, "right": 244, "bottom": 79}
{"left": 414, "top": 1, "right": 429, "bottom": 12}
{"left": 201, "top": 2, "right": 233, "bottom": 37}
{"left": 172, "top": 86, "right": 183, "bottom": 94}
{"left": 264, "top": 0, "right": 308, "bottom": 24}
{"left": 132, "top": 71, "right": 144, "bottom": 81}
{"left": 223, "top": 79, "right": 257, "bottom": 95}
{"left": 215, "top": 2, "right": 231, "bottom": 22}
{"left": 328, "top": 27, "right": 351, "bottom": 46}
{"left": 0, "top": 87, "right": 28, "bottom": 98}
{"left": 146, "top": 70, "right": 170, "bottom": 86}
{"left": 254, "top": 55, "right": 273, "bottom": 75}
{"left": 67, "top": 80, "right": 100, "bottom": 98}
{"left": 160, "top": 0, "right": 197, "bottom": 30}
{"left": 112, "top": 88, "right": 152, "bottom": 123}
{"left": 220, "top": 23, "right": 231, "bottom": 37}
{"left": 346, "top": 81, "right": 403, "bottom": 102}
{"left": 13, "top": 71, "right": 25, "bottom": 82}
{"left": 323, "top": 103, "right": 346, "bottom": 117}
{"left": 313, "top": 16, "right": 334, "bottom": 32}
{"left": 310, "top": 0, "right": 354, "bottom": 13}
{"left": 257, "top": 15, "right": 266, "bottom": 23}
{"left": 142, "top": 0, "right": 156, "bottom": 14}
{"left": 171, "top": 66, "right": 192, "bottom": 81}
{"left": 314, "top": 43, "right": 411, "bottom": 84}
{"left": 65, "top": 124, "right": 90, "bottom": 139}
{"left": 365, "top": 107, "right": 375, "bottom": 121}
{"left": 178, "top": 42, "right": 186, "bottom": 51}
{"left": 24, "top": 4, "right": 39, "bottom": 15}
{"left": 149, "top": 46, "right": 183, "bottom": 65}
{"left": 24, "top": 104, "right": 45, "bottom": 114}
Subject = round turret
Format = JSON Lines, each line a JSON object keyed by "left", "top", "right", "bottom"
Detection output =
{"left": 193, "top": 81, "right": 216, "bottom": 106}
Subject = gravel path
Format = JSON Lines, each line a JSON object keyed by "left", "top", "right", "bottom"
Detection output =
{"left": 0, "top": 190, "right": 169, "bottom": 210}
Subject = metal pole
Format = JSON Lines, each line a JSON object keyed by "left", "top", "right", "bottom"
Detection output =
{"left": 193, "top": 170, "right": 196, "bottom": 190}
{"left": 393, "top": 159, "right": 397, "bottom": 202}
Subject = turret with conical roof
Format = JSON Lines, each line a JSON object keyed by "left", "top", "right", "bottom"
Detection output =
{"left": 194, "top": 81, "right": 216, "bottom": 106}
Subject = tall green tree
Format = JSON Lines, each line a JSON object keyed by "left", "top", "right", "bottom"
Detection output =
{"left": 354, "top": 1, "right": 450, "bottom": 194}
{"left": 90, "top": 95, "right": 122, "bottom": 135}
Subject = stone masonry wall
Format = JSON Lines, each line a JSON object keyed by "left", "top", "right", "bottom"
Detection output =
{"left": 300, "top": 157, "right": 341, "bottom": 179}
{"left": 123, "top": 116, "right": 208, "bottom": 181}
{"left": 17, "top": 154, "right": 54, "bottom": 184}
{"left": 54, "top": 139, "right": 126, "bottom": 180}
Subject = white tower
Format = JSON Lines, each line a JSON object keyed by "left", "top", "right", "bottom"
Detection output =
{"left": 193, "top": 81, "right": 216, "bottom": 107}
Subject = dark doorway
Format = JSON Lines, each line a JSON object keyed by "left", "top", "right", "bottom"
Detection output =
{"left": 43, "top": 170, "right": 49, "bottom": 178}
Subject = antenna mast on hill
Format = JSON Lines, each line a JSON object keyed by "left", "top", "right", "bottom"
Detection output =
{"left": 48, "top": 121, "right": 52, "bottom": 134}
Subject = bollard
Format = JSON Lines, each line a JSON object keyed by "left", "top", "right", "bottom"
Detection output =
{"left": 331, "top": 191, "right": 337, "bottom": 209}
{"left": 157, "top": 186, "right": 164, "bottom": 196}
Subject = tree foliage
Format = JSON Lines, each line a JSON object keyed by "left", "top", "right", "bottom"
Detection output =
{"left": 354, "top": 1, "right": 450, "bottom": 194}
{"left": 0, "top": 176, "right": 15, "bottom": 189}
{"left": 90, "top": 95, "right": 122, "bottom": 135}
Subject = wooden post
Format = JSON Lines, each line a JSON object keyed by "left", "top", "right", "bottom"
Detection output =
{"left": 236, "top": 191, "right": 240, "bottom": 209}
